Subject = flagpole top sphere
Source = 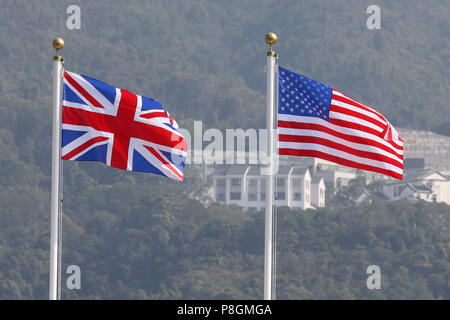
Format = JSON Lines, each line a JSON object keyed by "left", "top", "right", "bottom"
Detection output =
{"left": 265, "top": 33, "right": 278, "bottom": 46}
{"left": 265, "top": 33, "right": 278, "bottom": 57}
{"left": 52, "top": 38, "right": 64, "bottom": 50}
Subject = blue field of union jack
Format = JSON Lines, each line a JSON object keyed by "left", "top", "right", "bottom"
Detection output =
{"left": 61, "top": 71, "right": 187, "bottom": 181}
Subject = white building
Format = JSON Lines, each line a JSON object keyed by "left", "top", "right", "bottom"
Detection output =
{"left": 382, "top": 170, "right": 450, "bottom": 204}
{"left": 212, "top": 165, "right": 326, "bottom": 211}
{"left": 314, "top": 163, "right": 358, "bottom": 193}
{"left": 311, "top": 176, "right": 326, "bottom": 208}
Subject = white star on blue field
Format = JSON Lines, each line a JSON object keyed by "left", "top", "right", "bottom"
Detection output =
{"left": 278, "top": 67, "right": 332, "bottom": 121}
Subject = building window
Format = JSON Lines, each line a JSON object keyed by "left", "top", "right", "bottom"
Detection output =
{"left": 230, "top": 192, "right": 241, "bottom": 200}
{"left": 277, "top": 192, "right": 286, "bottom": 200}
{"left": 261, "top": 193, "right": 266, "bottom": 201}
{"left": 294, "top": 192, "right": 302, "bottom": 200}
{"left": 216, "top": 179, "right": 226, "bottom": 187}
{"left": 231, "top": 178, "right": 241, "bottom": 186}
{"left": 249, "top": 179, "right": 257, "bottom": 187}
{"left": 277, "top": 178, "right": 285, "bottom": 186}
{"left": 336, "top": 178, "right": 342, "bottom": 190}
{"left": 305, "top": 179, "right": 310, "bottom": 190}
{"left": 216, "top": 192, "right": 225, "bottom": 201}
{"left": 293, "top": 179, "right": 302, "bottom": 186}
{"left": 248, "top": 193, "right": 257, "bottom": 201}
{"left": 394, "top": 186, "right": 401, "bottom": 197}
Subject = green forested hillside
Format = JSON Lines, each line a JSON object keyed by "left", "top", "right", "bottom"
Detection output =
{"left": 1, "top": 170, "right": 449, "bottom": 299}
{"left": 0, "top": 0, "right": 449, "bottom": 299}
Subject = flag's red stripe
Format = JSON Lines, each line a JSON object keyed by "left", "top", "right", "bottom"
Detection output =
{"left": 64, "top": 72, "right": 104, "bottom": 109}
{"left": 331, "top": 92, "right": 403, "bottom": 150}
{"left": 62, "top": 136, "right": 109, "bottom": 160}
{"left": 329, "top": 117, "right": 382, "bottom": 137}
{"left": 277, "top": 120, "right": 403, "bottom": 158}
{"left": 109, "top": 89, "right": 137, "bottom": 170}
{"left": 330, "top": 104, "right": 386, "bottom": 130}
{"left": 110, "top": 134, "right": 130, "bottom": 170}
{"left": 383, "top": 133, "right": 402, "bottom": 150}
{"left": 278, "top": 134, "right": 403, "bottom": 169}
{"left": 331, "top": 93, "right": 385, "bottom": 122}
{"left": 278, "top": 148, "right": 402, "bottom": 180}
{"left": 62, "top": 106, "right": 186, "bottom": 151}
{"left": 144, "top": 146, "right": 184, "bottom": 181}
{"left": 140, "top": 112, "right": 169, "bottom": 119}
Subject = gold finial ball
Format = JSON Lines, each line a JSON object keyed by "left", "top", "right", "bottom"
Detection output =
{"left": 265, "top": 33, "right": 278, "bottom": 46}
{"left": 52, "top": 38, "right": 64, "bottom": 50}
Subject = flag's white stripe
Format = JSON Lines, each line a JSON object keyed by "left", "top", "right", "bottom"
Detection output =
{"left": 132, "top": 95, "right": 183, "bottom": 138}
{"left": 61, "top": 123, "right": 91, "bottom": 132}
{"left": 126, "top": 138, "right": 135, "bottom": 171}
{"left": 388, "top": 125, "right": 403, "bottom": 146}
{"left": 65, "top": 71, "right": 115, "bottom": 110}
{"left": 133, "top": 117, "right": 184, "bottom": 139}
{"left": 333, "top": 90, "right": 384, "bottom": 118}
{"left": 330, "top": 99, "right": 387, "bottom": 125}
{"left": 153, "top": 147, "right": 184, "bottom": 178}
{"left": 278, "top": 141, "right": 403, "bottom": 175}
{"left": 277, "top": 113, "right": 403, "bottom": 152}
{"left": 329, "top": 111, "right": 383, "bottom": 132}
{"left": 62, "top": 100, "right": 117, "bottom": 116}
{"left": 135, "top": 95, "right": 171, "bottom": 123}
{"left": 63, "top": 79, "right": 97, "bottom": 112}
{"left": 61, "top": 130, "right": 91, "bottom": 157}
{"left": 140, "top": 116, "right": 171, "bottom": 122}
{"left": 69, "top": 140, "right": 109, "bottom": 161}
{"left": 136, "top": 138, "right": 187, "bottom": 157}
{"left": 140, "top": 109, "right": 166, "bottom": 114}
{"left": 278, "top": 127, "right": 403, "bottom": 162}
{"left": 63, "top": 81, "right": 120, "bottom": 117}
{"left": 134, "top": 143, "right": 182, "bottom": 181}
{"left": 139, "top": 115, "right": 171, "bottom": 123}
{"left": 61, "top": 125, "right": 113, "bottom": 158}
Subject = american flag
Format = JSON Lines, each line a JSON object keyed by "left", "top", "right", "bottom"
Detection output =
{"left": 62, "top": 71, "right": 187, "bottom": 181}
{"left": 277, "top": 67, "right": 403, "bottom": 180}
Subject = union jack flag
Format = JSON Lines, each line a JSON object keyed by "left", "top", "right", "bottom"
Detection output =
{"left": 62, "top": 71, "right": 187, "bottom": 181}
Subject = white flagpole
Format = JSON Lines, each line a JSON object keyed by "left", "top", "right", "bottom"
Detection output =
{"left": 50, "top": 37, "right": 64, "bottom": 300}
{"left": 264, "top": 33, "right": 278, "bottom": 300}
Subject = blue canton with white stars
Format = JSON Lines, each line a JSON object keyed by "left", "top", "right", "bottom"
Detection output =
{"left": 278, "top": 66, "right": 332, "bottom": 121}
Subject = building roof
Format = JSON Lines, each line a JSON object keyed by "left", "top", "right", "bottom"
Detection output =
{"left": 247, "top": 166, "right": 261, "bottom": 176}
{"left": 212, "top": 166, "right": 249, "bottom": 176}
{"left": 227, "top": 166, "right": 250, "bottom": 175}
{"left": 211, "top": 167, "right": 227, "bottom": 177}
{"left": 355, "top": 188, "right": 389, "bottom": 202}
{"left": 403, "top": 169, "right": 449, "bottom": 182}
{"left": 403, "top": 169, "right": 434, "bottom": 182}
{"left": 410, "top": 183, "right": 431, "bottom": 192}
{"left": 292, "top": 167, "right": 308, "bottom": 175}
{"left": 277, "top": 166, "right": 293, "bottom": 175}
{"left": 311, "top": 176, "right": 324, "bottom": 184}
{"left": 212, "top": 165, "right": 311, "bottom": 177}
